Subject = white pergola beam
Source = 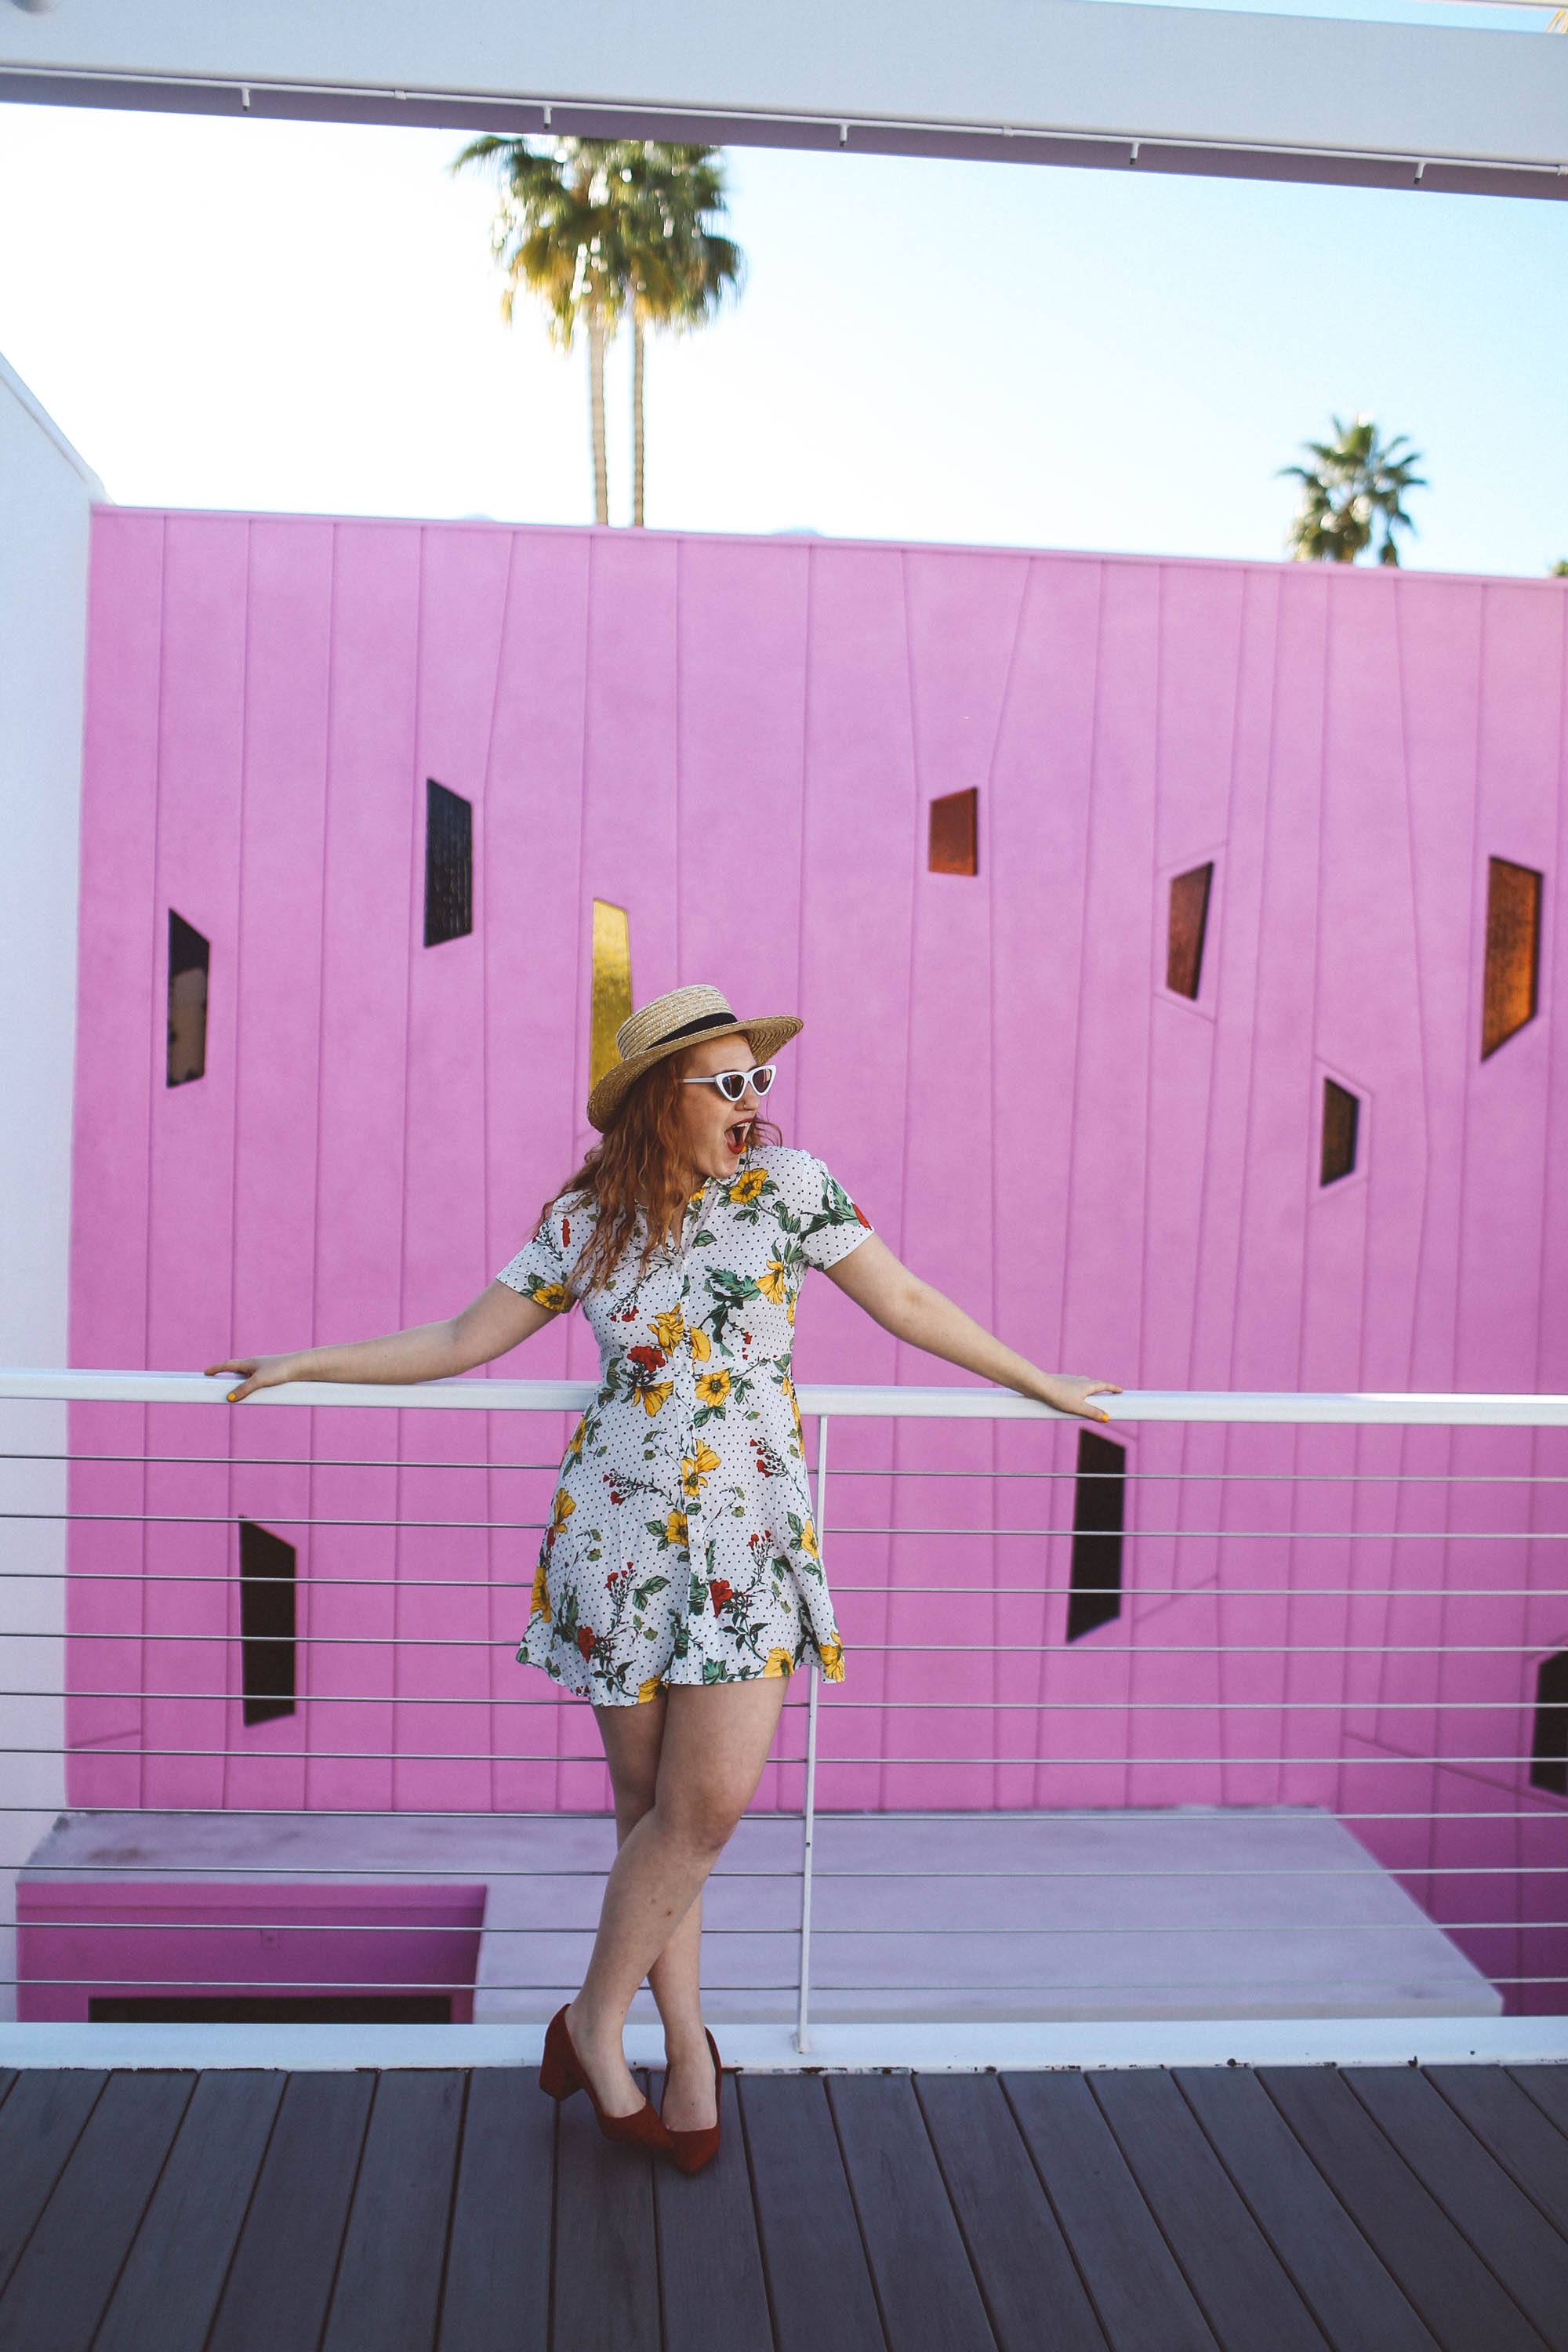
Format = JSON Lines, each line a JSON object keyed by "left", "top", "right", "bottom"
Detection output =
{"left": 2, "top": 0, "right": 1566, "bottom": 199}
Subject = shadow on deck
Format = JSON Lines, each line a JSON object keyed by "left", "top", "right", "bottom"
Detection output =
{"left": 1, "top": 2059, "right": 1566, "bottom": 2350}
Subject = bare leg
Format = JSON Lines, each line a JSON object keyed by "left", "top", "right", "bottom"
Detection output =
{"left": 565, "top": 1675, "right": 789, "bottom": 2120}
{"left": 592, "top": 1690, "right": 713, "bottom": 2127}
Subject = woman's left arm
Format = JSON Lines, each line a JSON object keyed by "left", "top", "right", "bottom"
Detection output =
{"left": 822, "top": 1234, "right": 1122, "bottom": 1424}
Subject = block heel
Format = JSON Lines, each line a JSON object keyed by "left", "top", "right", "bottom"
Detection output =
{"left": 538, "top": 2003, "right": 676, "bottom": 2158}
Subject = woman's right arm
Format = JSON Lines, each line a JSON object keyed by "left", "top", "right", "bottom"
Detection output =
{"left": 205, "top": 1279, "right": 564, "bottom": 1403}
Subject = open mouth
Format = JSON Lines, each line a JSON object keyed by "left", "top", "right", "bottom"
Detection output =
{"left": 724, "top": 1119, "right": 752, "bottom": 1155}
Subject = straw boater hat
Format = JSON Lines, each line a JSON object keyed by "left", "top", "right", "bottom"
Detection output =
{"left": 586, "top": 983, "right": 803, "bottom": 1132}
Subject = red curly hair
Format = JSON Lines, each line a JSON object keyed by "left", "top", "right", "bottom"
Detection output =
{"left": 537, "top": 1044, "right": 782, "bottom": 1298}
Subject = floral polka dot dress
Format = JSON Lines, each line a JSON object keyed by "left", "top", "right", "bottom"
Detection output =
{"left": 496, "top": 1145, "right": 873, "bottom": 1704}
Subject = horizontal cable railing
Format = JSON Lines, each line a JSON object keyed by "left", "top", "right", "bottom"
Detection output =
{"left": 2, "top": 1369, "right": 1566, "bottom": 2048}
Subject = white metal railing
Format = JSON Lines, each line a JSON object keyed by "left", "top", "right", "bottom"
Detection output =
{"left": 2, "top": 1368, "right": 1566, "bottom": 2051}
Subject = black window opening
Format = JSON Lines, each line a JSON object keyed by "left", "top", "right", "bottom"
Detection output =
{"left": 1166, "top": 862, "right": 1214, "bottom": 999}
{"left": 928, "top": 787, "right": 978, "bottom": 876}
{"left": 166, "top": 910, "right": 210, "bottom": 1086}
{"left": 240, "top": 1519, "right": 297, "bottom": 1726}
{"left": 424, "top": 778, "right": 474, "bottom": 946}
{"left": 1531, "top": 1650, "right": 1568, "bottom": 1799}
{"left": 1066, "top": 1428, "right": 1125, "bottom": 1642}
{"left": 1482, "top": 855, "right": 1542, "bottom": 1060}
{"left": 1321, "top": 1078, "right": 1359, "bottom": 1185}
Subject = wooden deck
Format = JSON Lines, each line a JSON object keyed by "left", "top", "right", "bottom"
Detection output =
{"left": 2, "top": 2060, "right": 1567, "bottom": 2351}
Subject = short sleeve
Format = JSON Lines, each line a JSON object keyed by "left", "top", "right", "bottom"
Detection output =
{"left": 495, "top": 1197, "right": 579, "bottom": 1313}
{"left": 793, "top": 1153, "right": 875, "bottom": 1272}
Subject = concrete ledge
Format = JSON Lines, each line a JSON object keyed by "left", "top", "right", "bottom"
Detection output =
{"left": 2, "top": 2013, "right": 1564, "bottom": 2074}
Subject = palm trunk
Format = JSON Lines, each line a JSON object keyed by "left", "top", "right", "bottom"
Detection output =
{"left": 586, "top": 307, "right": 609, "bottom": 525}
{"left": 632, "top": 310, "right": 645, "bottom": 528}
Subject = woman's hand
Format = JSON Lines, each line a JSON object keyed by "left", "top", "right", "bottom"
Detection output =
{"left": 203, "top": 1353, "right": 309, "bottom": 1404}
{"left": 1036, "top": 1372, "right": 1123, "bottom": 1425}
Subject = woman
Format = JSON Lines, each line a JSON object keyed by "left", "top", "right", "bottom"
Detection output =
{"left": 208, "top": 982, "right": 1121, "bottom": 2172}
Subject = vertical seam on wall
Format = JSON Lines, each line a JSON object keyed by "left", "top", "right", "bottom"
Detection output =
{"left": 136, "top": 516, "right": 169, "bottom": 1811}
{"left": 1285, "top": 575, "right": 1331, "bottom": 1811}
{"left": 480, "top": 528, "right": 517, "bottom": 1820}
{"left": 391, "top": 528, "right": 426, "bottom": 1817}
{"left": 222, "top": 519, "right": 254, "bottom": 1813}
{"left": 1377, "top": 578, "right": 1428, "bottom": 1837}
{"left": 1439, "top": 589, "right": 1490, "bottom": 1900}
{"left": 888, "top": 548, "right": 923, "bottom": 1814}
{"left": 1225, "top": 571, "right": 1281, "bottom": 1810}
{"left": 983, "top": 560, "right": 1031, "bottom": 1802}
{"left": 1185, "top": 572, "right": 1250, "bottom": 1785}
{"left": 790, "top": 543, "right": 813, "bottom": 1824}
{"left": 305, "top": 528, "right": 339, "bottom": 1813}
{"left": 1127, "top": 562, "right": 1167, "bottom": 1814}
{"left": 560, "top": 532, "right": 596, "bottom": 1817}
{"left": 1032, "top": 561, "right": 1105, "bottom": 1807}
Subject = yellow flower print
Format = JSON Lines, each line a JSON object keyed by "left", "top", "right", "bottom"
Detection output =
{"left": 786, "top": 1295, "right": 797, "bottom": 1326}
{"left": 728, "top": 1168, "right": 768, "bottom": 1204}
{"left": 695, "top": 1369, "right": 731, "bottom": 1408}
{"left": 818, "top": 1639, "right": 845, "bottom": 1681}
{"left": 665, "top": 1508, "right": 689, "bottom": 1548}
{"left": 565, "top": 1416, "right": 586, "bottom": 1457}
{"left": 681, "top": 1441, "right": 721, "bottom": 1497}
{"left": 756, "top": 1259, "right": 789, "bottom": 1305}
{"left": 636, "top": 1382, "right": 675, "bottom": 1417}
{"left": 530, "top": 1558, "right": 552, "bottom": 1622}
{"left": 549, "top": 1488, "right": 575, "bottom": 1539}
{"left": 637, "top": 1674, "right": 665, "bottom": 1704}
{"left": 688, "top": 1325, "right": 712, "bottom": 1363}
{"left": 531, "top": 1281, "right": 570, "bottom": 1313}
{"left": 762, "top": 1646, "right": 794, "bottom": 1680}
{"left": 799, "top": 1518, "right": 820, "bottom": 1560}
{"left": 651, "top": 1308, "right": 686, "bottom": 1352}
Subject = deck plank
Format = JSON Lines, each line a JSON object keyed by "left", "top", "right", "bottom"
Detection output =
{"left": 915, "top": 2071, "right": 1109, "bottom": 2352}
{"left": 205, "top": 2071, "right": 377, "bottom": 2352}
{"left": 739, "top": 2073, "right": 887, "bottom": 2352}
{"left": 93, "top": 2071, "right": 285, "bottom": 2352}
{"left": 0, "top": 2069, "right": 194, "bottom": 2352}
{"left": 1258, "top": 2067, "right": 1548, "bottom": 2352}
{"left": 551, "top": 2067, "right": 662, "bottom": 2352}
{"left": 1426, "top": 2066, "right": 1568, "bottom": 2239}
{"left": 1090, "top": 2069, "right": 1330, "bottom": 2352}
{"left": 1174, "top": 2067, "right": 1439, "bottom": 2352}
{"left": 0, "top": 2070, "right": 107, "bottom": 2299}
{"left": 1001, "top": 2071, "right": 1217, "bottom": 2352}
{"left": 436, "top": 2067, "right": 554, "bottom": 2352}
{"left": 649, "top": 2063, "right": 775, "bottom": 2352}
{"left": 828, "top": 2074, "right": 997, "bottom": 2352}
{"left": 1510, "top": 2067, "right": 1568, "bottom": 2142}
{"left": 319, "top": 2070, "right": 467, "bottom": 2352}
{"left": 1342, "top": 2069, "right": 1568, "bottom": 2350}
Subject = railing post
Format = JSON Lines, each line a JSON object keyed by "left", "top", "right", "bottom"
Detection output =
{"left": 795, "top": 1412, "right": 828, "bottom": 2055}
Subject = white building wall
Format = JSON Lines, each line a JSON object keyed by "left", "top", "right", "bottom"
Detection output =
{"left": 0, "top": 349, "right": 104, "bottom": 2020}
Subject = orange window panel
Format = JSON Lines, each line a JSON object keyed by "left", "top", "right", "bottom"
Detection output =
{"left": 1481, "top": 855, "right": 1541, "bottom": 1060}
{"left": 928, "top": 788, "right": 978, "bottom": 876}
{"left": 1166, "top": 862, "right": 1213, "bottom": 999}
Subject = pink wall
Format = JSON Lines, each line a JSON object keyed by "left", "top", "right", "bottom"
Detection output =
{"left": 65, "top": 511, "right": 1568, "bottom": 2007}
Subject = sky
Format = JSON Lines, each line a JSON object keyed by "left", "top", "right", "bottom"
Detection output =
{"left": 0, "top": 70, "right": 1564, "bottom": 579}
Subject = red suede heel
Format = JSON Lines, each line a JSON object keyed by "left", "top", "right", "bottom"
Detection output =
{"left": 539, "top": 2003, "right": 675, "bottom": 2156}
{"left": 660, "top": 2028, "right": 724, "bottom": 2175}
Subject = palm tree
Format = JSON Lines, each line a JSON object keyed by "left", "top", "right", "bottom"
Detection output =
{"left": 1279, "top": 414, "right": 1428, "bottom": 567}
{"left": 449, "top": 136, "right": 635, "bottom": 524}
{"left": 613, "top": 145, "right": 743, "bottom": 527}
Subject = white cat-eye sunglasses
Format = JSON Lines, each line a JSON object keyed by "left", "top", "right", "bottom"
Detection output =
{"left": 681, "top": 1063, "right": 777, "bottom": 1104}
